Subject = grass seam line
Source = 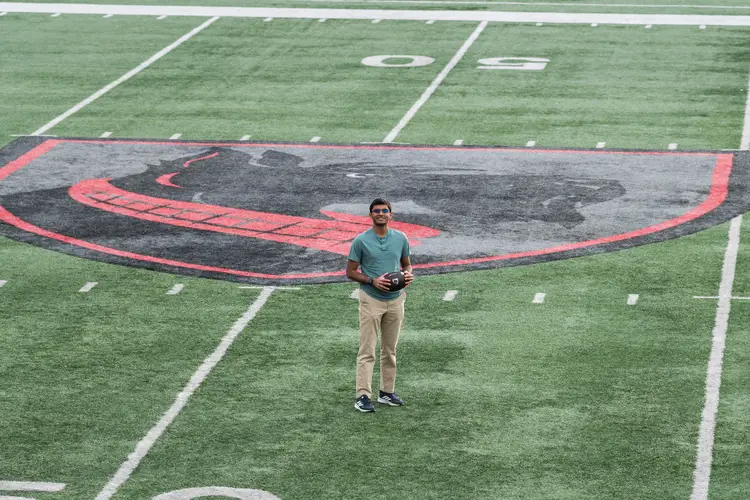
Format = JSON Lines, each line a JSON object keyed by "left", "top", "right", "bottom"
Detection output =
{"left": 94, "top": 286, "right": 276, "bottom": 500}
{"left": 30, "top": 16, "right": 220, "bottom": 136}
{"left": 382, "top": 20, "right": 487, "bottom": 143}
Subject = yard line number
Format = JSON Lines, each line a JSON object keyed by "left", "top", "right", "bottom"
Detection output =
{"left": 362, "top": 55, "right": 549, "bottom": 70}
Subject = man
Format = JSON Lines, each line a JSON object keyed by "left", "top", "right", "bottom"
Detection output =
{"left": 346, "top": 198, "right": 414, "bottom": 413}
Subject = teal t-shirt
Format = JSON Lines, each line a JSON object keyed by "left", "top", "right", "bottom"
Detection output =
{"left": 348, "top": 228, "right": 410, "bottom": 301}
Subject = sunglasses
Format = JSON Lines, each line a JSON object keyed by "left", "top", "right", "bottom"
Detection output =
{"left": 371, "top": 208, "right": 390, "bottom": 214}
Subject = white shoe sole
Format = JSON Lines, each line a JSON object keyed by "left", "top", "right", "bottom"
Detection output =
{"left": 354, "top": 403, "right": 375, "bottom": 412}
{"left": 377, "top": 397, "right": 404, "bottom": 406}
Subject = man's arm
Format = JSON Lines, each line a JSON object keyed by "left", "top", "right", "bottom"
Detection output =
{"left": 346, "top": 259, "right": 373, "bottom": 285}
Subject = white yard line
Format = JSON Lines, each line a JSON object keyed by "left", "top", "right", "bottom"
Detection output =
{"left": 383, "top": 21, "right": 486, "bottom": 143}
{"left": 0, "top": 481, "right": 65, "bottom": 492}
{"left": 741, "top": 76, "right": 750, "bottom": 151}
{"left": 94, "top": 287, "right": 276, "bottom": 500}
{"left": 690, "top": 71, "right": 750, "bottom": 500}
{"left": 29, "top": 16, "right": 219, "bottom": 136}
{"left": 3, "top": 4, "right": 749, "bottom": 25}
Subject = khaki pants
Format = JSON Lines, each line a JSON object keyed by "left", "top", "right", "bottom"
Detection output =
{"left": 356, "top": 290, "right": 405, "bottom": 399}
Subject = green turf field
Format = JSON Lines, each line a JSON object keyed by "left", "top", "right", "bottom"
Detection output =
{"left": 1, "top": 4, "right": 749, "bottom": 500}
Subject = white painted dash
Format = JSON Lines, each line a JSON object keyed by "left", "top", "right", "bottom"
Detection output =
{"left": 0, "top": 12, "right": 7, "bottom": 16}
{"left": 157, "top": 15, "right": 168, "bottom": 20}
{"left": 51, "top": 12, "right": 61, "bottom": 17}
{"left": 0, "top": 280, "right": 6, "bottom": 288}
{"left": 310, "top": 136, "right": 321, "bottom": 142}
{"left": 169, "top": 133, "right": 182, "bottom": 140}
{"left": 240, "top": 135, "right": 251, "bottom": 141}
{"left": 167, "top": 284, "right": 184, "bottom": 295}
{"left": 645, "top": 24, "right": 652, "bottom": 28}
{"left": 627, "top": 294, "right": 639, "bottom": 305}
{"left": 372, "top": 19, "right": 381, "bottom": 23}
{"left": 443, "top": 290, "right": 458, "bottom": 301}
{"left": 264, "top": 17, "right": 273, "bottom": 21}
{"left": 318, "top": 18, "right": 327, "bottom": 22}
{"left": 350, "top": 289, "right": 359, "bottom": 299}
{"left": 596, "top": 142, "right": 606, "bottom": 148}
{"left": 79, "top": 282, "right": 98, "bottom": 293}
{"left": 454, "top": 139, "right": 463, "bottom": 146}
{"left": 536, "top": 22, "right": 543, "bottom": 26}
{"left": 699, "top": 24, "right": 706, "bottom": 29}
{"left": 591, "top": 23, "right": 598, "bottom": 27}
{"left": 526, "top": 140, "right": 536, "bottom": 147}
{"left": 532, "top": 292, "right": 546, "bottom": 304}
{"left": 426, "top": 20, "right": 435, "bottom": 24}
{"left": 103, "top": 13, "right": 113, "bottom": 18}
{"left": 0, "top": 481, "right": 66, "bottom": 492}
{"left": 100, "top": 131, "right": 112, "bottom": 138}
{"left": 668, "top": 143, "right": 678, "bottom": 150}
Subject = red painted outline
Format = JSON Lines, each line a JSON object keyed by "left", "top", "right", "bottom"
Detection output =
{"left": 155, "top": 172, "right": 181, "bottom": 188}
{"left": 0, "top": 139, "right": 734, "bottom": 280}
{"left": 68, "top": 177, "right": 439, "bottom": 255}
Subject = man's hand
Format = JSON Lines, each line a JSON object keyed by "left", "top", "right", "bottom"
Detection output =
{"left": 372, "top": 274, "right": 392, "bottom": 292}
{"left": 403, "top": 270, "right": 414, "bottom": 287}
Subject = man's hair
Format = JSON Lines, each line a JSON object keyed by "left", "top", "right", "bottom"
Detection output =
{"left": 369, "top": 198, "right": 392, "bottom": 213}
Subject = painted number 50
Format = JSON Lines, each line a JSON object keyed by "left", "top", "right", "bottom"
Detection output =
{"left": 361, "top": 55, "right": 549, "bottom": 71}
{"left": 153, "top": 487, "right": 281, "bottom": 499}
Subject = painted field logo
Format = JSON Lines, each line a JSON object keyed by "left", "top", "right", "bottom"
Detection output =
{"left": 1, "top": 137, "right": 749, "bottom": 284}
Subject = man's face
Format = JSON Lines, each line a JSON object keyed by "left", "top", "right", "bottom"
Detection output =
{"left": 370, "top": 204, "right": 392, "bottom": 226}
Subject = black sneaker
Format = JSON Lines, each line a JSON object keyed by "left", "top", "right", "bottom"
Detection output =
{"left": 377, "top": 391, "right": 405, "bottom": 406}
{"left": 354, "top": 395, "right": 376, "bottom": 412}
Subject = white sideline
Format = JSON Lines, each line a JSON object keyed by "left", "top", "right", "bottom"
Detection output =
{"left": 383, "top": 21, "right": 486, "bottom": 143}
{"left": 690, "top": 216, "right": 742, "bottom": 500}
{"left": 30, "top": 16, "right": 219, "bottom": 136}
{"left": 94, "top": 287, "right": 276, "bottom": 500}
{"left": 2, "top": 4, "right": 750, "bottom": 25}
{"left": 690, "top": 71, "right": 750, "bottom": 500}
{"left": 306, "top": 0, "right": 750, "bottom": 8}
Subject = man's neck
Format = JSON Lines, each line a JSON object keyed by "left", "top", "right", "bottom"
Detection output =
{"left": 372, "top": 224, "right": 389, "bottom": 237}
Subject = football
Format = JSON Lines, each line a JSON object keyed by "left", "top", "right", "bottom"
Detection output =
{"left": 383, "top": 271, "right": 407, "bottom": 291}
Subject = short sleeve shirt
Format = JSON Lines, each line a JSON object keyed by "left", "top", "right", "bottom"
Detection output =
{"left": 348, "top": 228, "right": 410, "bottom": 301}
